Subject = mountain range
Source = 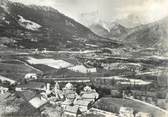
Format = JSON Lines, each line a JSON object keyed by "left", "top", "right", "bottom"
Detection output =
{"left": 89, "top": 16, "right": 168, "bottom": 53}
{"left": 90, "top": 22, "right": 128, "bottom": 40}
{"left": 0, "top": 0, "right": 122, "bottom": 51}
{"left": 1, "top": 0, "right": 168, "bottom": 55}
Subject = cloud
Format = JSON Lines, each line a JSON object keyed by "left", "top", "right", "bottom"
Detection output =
{"left": 121, "top": 0, "right": 168, "bottom": 22}
{"left": 144, "top": 0, "right": 168, "bottom": 21}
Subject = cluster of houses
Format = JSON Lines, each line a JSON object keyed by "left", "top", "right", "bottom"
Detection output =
{"left": 0, "top": 68, "right": 168, "bottom": 117}
{"left": 15, "top": 80, "right": 99, "bottom": 117}
{"left": 16, "top": 79, "right": 154, "bottom": 117}
{"left": 101, "top": 62, "right": 142, "bottom": 72}
{"left": 40, "top": 83, "right": 99, "bottom": 117}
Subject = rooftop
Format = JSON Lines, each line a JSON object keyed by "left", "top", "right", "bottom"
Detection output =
{"left": 17, "top": 90, "right": 37, "bottom": 101}
{"left": 62, "top": 99, "right": 73, "bottom": 105}
{"left": 64, "top": 105, "right": 81, "bottom": 114}
{"left": 66, "top": 93, "right": 76, "bottom": 99}
{"left": 81, "top": 93, "right": 98, "bottom": 99}
{"left": 74, "top": 100, "right": 91, "bottom": 107}
{"left": 29, "top": 96, "right": 48, "bottom": 109}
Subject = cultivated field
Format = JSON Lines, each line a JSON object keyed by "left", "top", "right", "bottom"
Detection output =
{"left": 27, "top": 57, "right": 73, "bottom": 69}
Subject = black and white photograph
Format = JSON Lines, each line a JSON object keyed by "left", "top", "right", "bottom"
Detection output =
{"left": 0, "top": 0, "right": 168, "bottom": 117}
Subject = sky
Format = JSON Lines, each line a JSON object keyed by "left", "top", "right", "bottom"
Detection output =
{"left": 10, "top": 0, "right": 168, "bottom": 27}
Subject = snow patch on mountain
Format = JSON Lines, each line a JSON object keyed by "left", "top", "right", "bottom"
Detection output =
{"left": 94, "top": 20, "right": 123, "bottom": 32}
{"left": 1, "top": 16, "right": 10, "bottom": 24}
{"left": 17, "top": 15, "right": 41, "bottom": 31}
{"left": 97, "top": 20, "right": 111, "bottom": 32}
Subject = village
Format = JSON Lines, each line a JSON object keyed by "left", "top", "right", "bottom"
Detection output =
{"left": 0, "top": 74, "right": 156, "bottom": 117}
{"left": 1, "top": 0, "right": 168, "bottom": 116}
{"left": 0, "top": 51, "right": 168, "bottom": 117}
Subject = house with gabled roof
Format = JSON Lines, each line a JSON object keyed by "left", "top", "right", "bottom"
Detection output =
{"left": 74, "top": 100, "right": 92, "bottom": 112}
{"left": 17, "top": 90, "right": 48, "bottom": 109}
{"left": 63, "top": 105, "right": 82, "bottom": 117}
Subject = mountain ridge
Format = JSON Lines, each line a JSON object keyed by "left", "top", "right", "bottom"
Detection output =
{"left": 0, "top": 0, "right": 123, "bottom": 51}
{"left": 89, "top": 21, "right": 128, "bottom": 40}
{"left": 89, "top": 15, "right": 168, "bottom": 53}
